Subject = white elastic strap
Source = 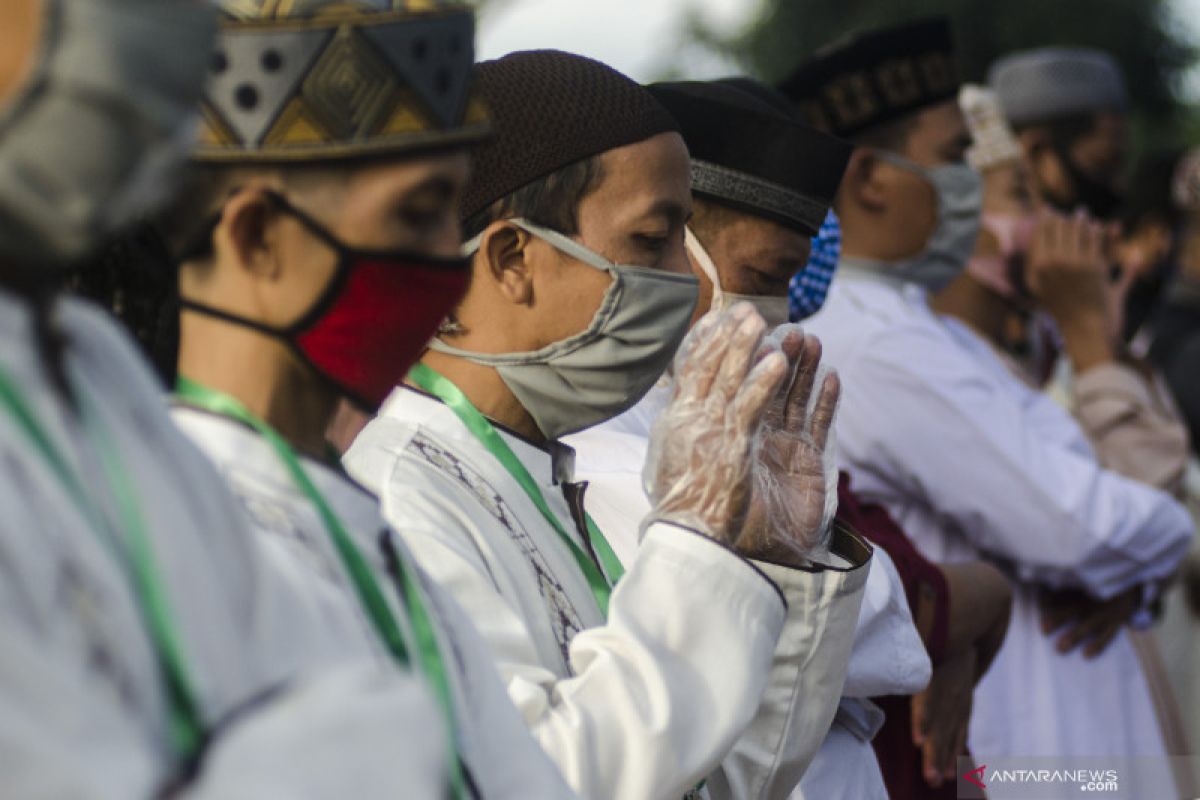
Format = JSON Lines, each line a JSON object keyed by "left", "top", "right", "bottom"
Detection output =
{"left": 685, "top": 226, "right": 724, "bottom": 310}
{"left": 461, "top": 231, "right": 484, "bottom": 257}
{"left": 461, "top": 218, "right": 616, "bottom": 273}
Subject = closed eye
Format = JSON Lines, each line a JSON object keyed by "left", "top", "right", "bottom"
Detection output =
{"left": 633, "top": 233, "right": 670, "bottom": 253}
{"left": 397, "top": 177, "right": 456, "bottom": 233}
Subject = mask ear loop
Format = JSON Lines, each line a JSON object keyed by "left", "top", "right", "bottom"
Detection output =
{"left": 461, "top": 218, "right": 617, "bottom": 272}
{"left": 685, "top": 226, "right": 724, "bottom": 311}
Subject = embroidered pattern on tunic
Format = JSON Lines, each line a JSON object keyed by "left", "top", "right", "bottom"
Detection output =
{"left": 407, "top": 432, "right": 583, "bottom": 667}
{"left": 225, "top": 471, "right": 346, "bottom": 586}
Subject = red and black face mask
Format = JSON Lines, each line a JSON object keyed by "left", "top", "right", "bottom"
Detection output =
{"left": 181, "top": 192, "right": 470, "bottom": 411}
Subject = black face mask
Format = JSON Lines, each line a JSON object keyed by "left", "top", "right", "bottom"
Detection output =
{"left": 1043, "top": 144, "right": 1124, "bottom": 220}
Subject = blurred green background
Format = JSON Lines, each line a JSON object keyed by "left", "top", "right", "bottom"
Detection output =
{"left": 476, "top": 0, "right": 1200, "bottom": 156}
{"left": 695, "top": 0, "right": 1196, "bottom": 152}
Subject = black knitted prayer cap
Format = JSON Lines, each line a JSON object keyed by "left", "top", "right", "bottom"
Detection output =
{"left": 714, "top": 77, "right": 801, "bottom": 117}
{"left": 648, "top": 80, "right": 851, "bottom": 236}
{"left": 460, "top": 49, "right": 680, "bottom": 221}
{"left": 777, "top": 17, "right": 960, "bottom": 140}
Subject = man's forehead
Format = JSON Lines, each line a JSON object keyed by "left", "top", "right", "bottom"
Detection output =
{"left": 588, "top": 134, "right": 692, "bottom": 216}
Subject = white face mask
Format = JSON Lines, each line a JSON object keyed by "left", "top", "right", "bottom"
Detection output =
{"left": 432, "top": 218, "right": 699, "bottom": 441}
{"left": 0, "top": 0, "right": 217, "bottom": 267}
{"left": 685, "top": 227, "right": 792, "bottom": 329}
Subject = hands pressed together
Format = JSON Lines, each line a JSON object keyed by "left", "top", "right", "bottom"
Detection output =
{"left": 643, "top": 303, "right": 840, "bottom": 564}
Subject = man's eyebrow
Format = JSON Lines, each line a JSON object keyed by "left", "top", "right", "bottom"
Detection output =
{"left": 401, "top": 173, "right": 455, "bottom": 201}
{"left": 634, "top": 199, "right": 690, "bottom": 226}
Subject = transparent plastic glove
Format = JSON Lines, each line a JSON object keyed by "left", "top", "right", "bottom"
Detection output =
{"left": 736, "top": 325, "right": 842, "bottom": 563}
{"left": 643, "top": 303, "right": 788, "bottom": 544}
{"left": 186, "top": 664, "right": 446, "bottom": 800}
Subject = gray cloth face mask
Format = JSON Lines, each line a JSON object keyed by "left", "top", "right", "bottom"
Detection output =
{"left": 0, "top": 0, "right": 217, "bottom": 267}
{"left": 431, "top": 218, "right": 700, "bottom": 441}
{"left": 843, "top": 151, "right": 983, "bottom": 293}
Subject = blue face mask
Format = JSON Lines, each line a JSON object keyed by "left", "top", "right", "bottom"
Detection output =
{"left": 789, "top": 209, "right": 841, "bottom": 320}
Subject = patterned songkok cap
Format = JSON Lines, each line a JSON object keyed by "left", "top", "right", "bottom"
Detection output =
{"left": 778, "top": 17, "right": 960, "bottom": 139}
{"left": 195, "top": 0, "right": 489, "bottom": 162}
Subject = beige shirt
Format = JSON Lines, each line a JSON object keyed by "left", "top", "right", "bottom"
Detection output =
{"left": 1071, "top": 362, "right": 1191, "bottom": 494}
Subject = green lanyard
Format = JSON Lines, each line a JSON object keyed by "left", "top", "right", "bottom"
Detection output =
{"left": 174, "top": 378, "right": 465, "bottom": 799}
{"left": 0, "top": 365, "right": 203, "bottom": 758}
{"left": 408, "top": 363, "right": 625, "bottom": 617}
{"left": 410, "top": 365, "right": 712, "bottom": 797}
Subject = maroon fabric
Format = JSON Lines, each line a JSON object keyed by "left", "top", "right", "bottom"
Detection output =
{"left": 872, "top": 694, "right": 960, "bottom": 800}
{"left": 837, "top": 472, "right": 950, "bottom": 663}
{"left": 836, "top": 472, "right": 957, "bottom": 800}
{"left": 295, "top": 257, "right": 469, "bottom": 410}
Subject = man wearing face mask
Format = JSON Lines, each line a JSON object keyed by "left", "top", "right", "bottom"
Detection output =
{"left": 782, "top": 17, "right": 1193, "bottom": 770}
{"left": 989, "top": 48, "right": 1129, "bottom": 223}
{"left": 0, "top": 0, "right": 464, "bottom": 797}
{"left": 990, "top": 49, "right": 1184, "bottom": 369}
{"left": 567, "top": 78, "right": 882, "bottom": 797}
{"left": 569, "top": 78, "right": 1012, "bottom": 800}
{"left": 155, "top": 3, "right": 580, "bottom": 798}
{"left": 935, "top": 86, "right": 1189, "bottom": 494}
{"left": 931, "top": 84, "right": 1195, "bottom": 784}
{"left": 344, "top": 50, "right": 855, "bottom": 799}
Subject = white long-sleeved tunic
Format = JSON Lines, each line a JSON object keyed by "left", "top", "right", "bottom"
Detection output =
{"left": 804, "top": 269, "right": 1193, "bottom": 760}
{"left": 171, "top": 406, "right": 579, "bottom": 799}
{"left": 345, "top": 384, "right": 871, "bottom": 800}
{"left": 567, "top": 385, "right": 927, "bottom": 800}
{"left": 0, "top": 292, "right": 446, "bottom": 798}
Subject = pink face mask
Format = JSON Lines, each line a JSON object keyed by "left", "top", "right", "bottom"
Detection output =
{"left": 966, "top": 213, "right": 1037, "bottom": 300}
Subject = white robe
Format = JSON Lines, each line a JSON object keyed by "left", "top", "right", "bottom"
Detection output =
{"left": 804, "top": 270, "right": 1194, "bottom": 760}
{"left": 567, "top": 385, "right": 930, "bottom": 800}
{"left": 0, "top": 292, "right": 445, "bottom": 799}
{"left": 345, "top": 385, "right": 871, "bottom": 800}
{"left": 170, "top": 407, "right": 576, "bottom": 799}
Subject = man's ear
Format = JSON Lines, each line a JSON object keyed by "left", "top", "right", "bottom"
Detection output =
{"left": 478, "top": 219, "right": 535, "bottom": 305}
{"left": 213, "top": 186, "right": 282, "bottom": 281}
{"left": 844, "top": 148, "right": 888, "bottom": 212}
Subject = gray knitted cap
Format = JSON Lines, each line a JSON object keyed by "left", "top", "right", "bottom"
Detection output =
{"left": 988, "top": 47, "right": 1128, "bottom": 126}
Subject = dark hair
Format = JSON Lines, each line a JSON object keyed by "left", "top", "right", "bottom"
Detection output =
{"left": 157, "top": 162, "right": 351, "bottom": 261}
{"left": 852, "top": 114, "right": 920, "bottom": 158}
{"left": 462, "top": 154, "right": 605, "bottom": 240}
{"left": 851, "top": 105, "right": 919, "bottom": 150}
{"left": 155, "top": 166, "right": 242, "bottom": 261}
{"left": 1119, "top": 149, "right": 1184, "bottom": 232}
{"left": 68, "top": 222, "right": 180, "bottom": 385}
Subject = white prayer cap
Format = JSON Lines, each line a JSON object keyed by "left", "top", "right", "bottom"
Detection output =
{"left": 988, "top": 47, "right": 1128, "bottom": 126}
{"left": 960, "top": 85, "right": 1022, "bottom": 171}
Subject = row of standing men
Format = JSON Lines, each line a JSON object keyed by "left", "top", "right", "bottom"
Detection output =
{"left": 0, "top": 1, "right": 1193, "bottom": 799}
